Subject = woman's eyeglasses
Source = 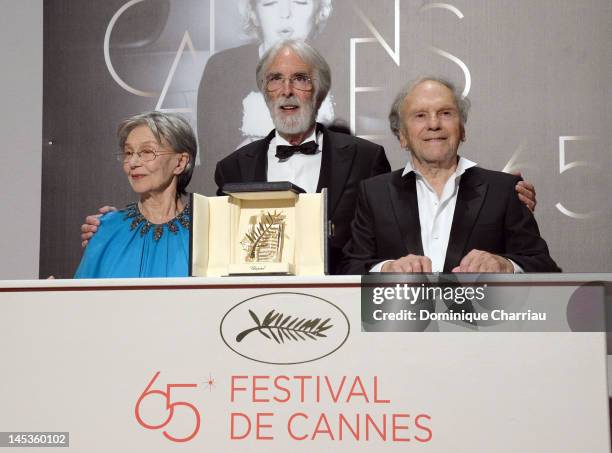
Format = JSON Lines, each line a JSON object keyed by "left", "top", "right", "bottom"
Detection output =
{"left": 116, "top": 147, "right": 176, "bottom": 163}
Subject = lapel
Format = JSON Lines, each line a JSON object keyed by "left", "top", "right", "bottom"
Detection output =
{"left": 389, "top": 171, "right": 424, "bottom": 256}
{"left": 237, "top": 130, "right": 273, "bottom": 182}
{"left": 318, "top": 125, "right": 357, "bottom": 216}
{"left": 443, "top": 168, "right": 487, "bottom": 272}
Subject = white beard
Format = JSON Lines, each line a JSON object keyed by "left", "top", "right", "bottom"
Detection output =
{"left": 267, "top": 95, "right": 318, "bottom": 135}
{"left": 240, "top": 91, "right": 336, "bottom": 140}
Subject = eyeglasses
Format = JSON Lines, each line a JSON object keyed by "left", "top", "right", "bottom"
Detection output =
{"left": 116, "top": 147, "right": 176, "bottom": 163}
{"left": 265, "top": 73, "right": 314, "bottom": 92}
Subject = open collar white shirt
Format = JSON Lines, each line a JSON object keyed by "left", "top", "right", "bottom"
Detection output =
{"left": 266, "top": 129, "right": 323, "bottom": 194}
{"left": 403, "top": 155, "right": 477, "bottom": 272}
{"left": 371, "top": 156, "right": 522, "bottom": 273}
{"left": 370, "top": 156, "right": 476, "bottom": 273}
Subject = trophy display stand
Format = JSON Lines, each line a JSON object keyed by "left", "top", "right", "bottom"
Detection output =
{"left": 190, "top": 182, "right": 327, "bottom": 277}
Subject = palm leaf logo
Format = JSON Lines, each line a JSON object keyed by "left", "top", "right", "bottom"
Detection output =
{"left": 236, "top": 309, "right": 333, "bottom": 344}
{"left": 241, "top": 211, "right": 285, "bottom": 261}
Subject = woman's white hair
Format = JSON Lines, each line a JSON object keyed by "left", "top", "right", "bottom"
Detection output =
{"left": 238, "top": 0, "right": 333, "bottom": 41}
{"left": 117, "top": 111, "right": 197, "bottom": 196}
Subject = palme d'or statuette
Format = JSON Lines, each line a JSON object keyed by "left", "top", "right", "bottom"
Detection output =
{"left": 240, "top": 210, "right": 286, "bottom": 263}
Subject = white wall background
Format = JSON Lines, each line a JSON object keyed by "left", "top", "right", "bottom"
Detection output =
{"left": 0, "top": 0, "right": 43, "bottom": 279}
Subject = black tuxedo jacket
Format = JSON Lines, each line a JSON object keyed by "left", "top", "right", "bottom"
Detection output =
{"left": 214, "top": 124, "right": 391, "bottom": 274}
{"left": 341, "top": 166, "right": 561, "bottom": 274}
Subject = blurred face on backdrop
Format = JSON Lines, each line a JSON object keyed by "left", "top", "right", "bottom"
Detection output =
{"left": 252, "top": 0, "right": 317, "bottom": 51}
{"left": 264, "top": 47, "right": 318, "bottom": 136}
{"left": 399, "top": 80, "right": 464, "bottom": 169}
{"left": 120, "top": 126, "right": 188, "bottom": 196}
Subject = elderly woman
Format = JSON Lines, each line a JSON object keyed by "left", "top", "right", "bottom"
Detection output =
{"left": 196, "top": 0, "right": 335, "bottom": 195}
{"left": 75, "top": 111, "right": 196, "bottom": 278}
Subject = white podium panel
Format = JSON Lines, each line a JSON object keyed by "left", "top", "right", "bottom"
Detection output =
{"left": 0, "top": 276, "right": 609, "bottom": 452}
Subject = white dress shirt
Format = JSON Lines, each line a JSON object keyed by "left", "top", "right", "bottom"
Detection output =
{"left": 266, "top": 129, "right": 323, "bottom": 194}
{"left": 371, "top": 156, "right": 523, "bottom": 273}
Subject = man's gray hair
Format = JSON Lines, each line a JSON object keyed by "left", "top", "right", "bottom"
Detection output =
{"left": 117, "top": 111, "right": 197, "bottom": 196}
{"left": 238, "top": 0, "right": 333, "bottom": 41}
{"left": 388, "top": 76, "right": 471, "bottom": 141}
{"left": 256, "top": 39, "right": 331, "bottom": 109}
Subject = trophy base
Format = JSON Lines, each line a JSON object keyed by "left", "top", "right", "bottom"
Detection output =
{"left": 227, "top": 262, "right": 296, "bottom": 276}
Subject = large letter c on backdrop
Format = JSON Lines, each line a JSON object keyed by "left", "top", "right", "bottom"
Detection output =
{"left": 104, "top": 0, "right": 157, "bottom": 97}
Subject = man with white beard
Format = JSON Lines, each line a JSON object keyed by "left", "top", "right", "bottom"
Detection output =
{"left": 213, "top": 39, "right": 391, "bottom": 274}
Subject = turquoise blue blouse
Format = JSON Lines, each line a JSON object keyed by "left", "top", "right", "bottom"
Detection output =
{"left": 74, "top": 203, "right": 190, "bottom": 278}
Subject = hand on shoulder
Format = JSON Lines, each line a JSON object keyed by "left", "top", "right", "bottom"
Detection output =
{"left": 80, "top": 205, "right": 117, "bottom": 247}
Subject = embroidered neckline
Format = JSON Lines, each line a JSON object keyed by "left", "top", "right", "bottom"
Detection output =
{"left": 123, "top": 201, "right": 191, "bottom": 241}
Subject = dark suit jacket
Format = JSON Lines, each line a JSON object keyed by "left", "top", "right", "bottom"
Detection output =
{"left": 341, "top": 166, "right": 561, "bottom": 274}
{"left": 214, "top": 124, "right": 391, "bottom": 274}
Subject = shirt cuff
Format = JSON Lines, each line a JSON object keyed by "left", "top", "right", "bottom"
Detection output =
{"left": 509, "top": 259, "right": 524, "bottom": 273}
{"left": 370, "top": 260, "right": 392, "bottom": 273}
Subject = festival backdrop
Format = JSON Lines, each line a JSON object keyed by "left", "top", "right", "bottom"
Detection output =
{"left": 40, "top": 0, "right": 611, "bottom": 278}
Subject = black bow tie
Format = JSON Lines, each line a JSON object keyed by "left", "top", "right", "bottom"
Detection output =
{"left": 275, "top": 141, "right": 318, "bottom": 160}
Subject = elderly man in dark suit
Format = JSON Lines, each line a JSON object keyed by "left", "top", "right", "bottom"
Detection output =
{"left": 342, "top": 77, "right": 560, "bottom": 275}
{"left": 213, "top": 39, "right": 391, "bottom": 274}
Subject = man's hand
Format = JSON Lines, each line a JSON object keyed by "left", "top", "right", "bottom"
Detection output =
{"left": 80, "top": 206, "right": 116, "bottom": 247}
{"left": 513, "top": 172, "right": 537, "bottom": 212}
{"left": 381, "top": 254, "right": 432, "bottom": 273}
{"left": 452, "top": 249, "right": 514, "bottom": 273}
